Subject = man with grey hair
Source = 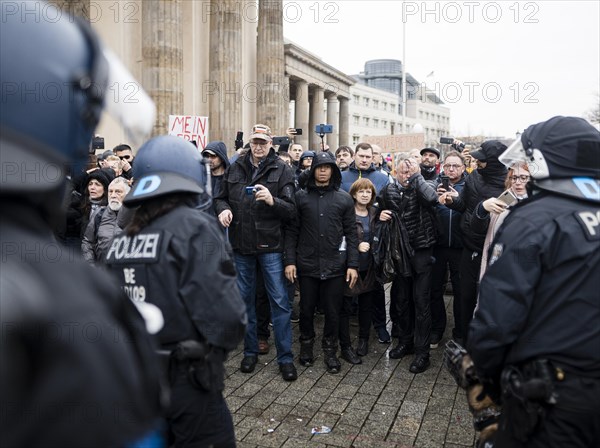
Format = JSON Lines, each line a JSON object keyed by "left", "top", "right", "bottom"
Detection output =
{"left": 82, "top": 177, "right": 133, "bottom": 263}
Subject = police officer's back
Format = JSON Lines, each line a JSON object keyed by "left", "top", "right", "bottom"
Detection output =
{"left": 0, "top": 2, "right": 161, "bottom": 446}
{"left": 105, "top": 136, "right": 247, "bottom": 447}
{"left": 468, "top": 116, "right": 600, "bottom": 447}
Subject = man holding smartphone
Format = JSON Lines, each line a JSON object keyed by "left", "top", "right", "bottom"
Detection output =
{"left": 215, "top": 124, "right": 299, "bottom": 381}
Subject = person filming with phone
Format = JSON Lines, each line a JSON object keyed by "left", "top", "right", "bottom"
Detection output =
{"left": 438, "top": 140, "right": 508, "bottom": 345}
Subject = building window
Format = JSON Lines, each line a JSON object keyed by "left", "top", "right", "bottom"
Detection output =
{"left": 373, "top": 100, "right": 379, "bottom": 109}
{"left": 353, "top": 95, "right": 360, "bottom": 105}
{"left": 382, "top": 120, "right": 387, "bottom": 128}
{"left": 353, "top": 115, "right": 360, "bottom": 125}
{"left": 352, "top": 135, "right": 360, "bottom": 145}
{"left": 382, "top": 102, "right": 387, "bottom": 111}
{"left": 364, "top": 97, "right": 370, "bottom": 107}
{"left": 419, "top": 111, "right": 423, "bottom": 119}
{"left": 373, "top": 119, "right": 379, "bottom": 128}
{"left": 390, "top": 103, "right": 395, "bottom": 112}
{"left": 363, "top": 117, "right": 370, "bottom": 126}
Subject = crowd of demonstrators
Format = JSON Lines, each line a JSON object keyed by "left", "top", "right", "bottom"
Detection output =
{"left": 438, "top": 140, "right": 508, "bottom": 344}
{"left": 284, "top": 152, "right": 359, "bottom": 373}
{"left": 215, "top": 124, "right": 299, "bottom": 381}
{"left": 430, "top": 150, "right": 466, "bottom": 347}
{"left": 377, "top": 155, "right": 439, "bottom": 373}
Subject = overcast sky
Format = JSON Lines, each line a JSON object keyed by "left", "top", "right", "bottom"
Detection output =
{"left": 282, "top": 0, "right": 600, "bottom": 138}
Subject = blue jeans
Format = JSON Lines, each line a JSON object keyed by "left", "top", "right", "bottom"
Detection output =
{"left": 234, "top": 252, "right": 293, "bottom": 364}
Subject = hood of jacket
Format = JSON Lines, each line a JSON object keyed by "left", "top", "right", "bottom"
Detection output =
{"left": 203, "top": 141, "right": 230, "bottom": 168}
{"left": 306, "top": 151, "right": 341, "bottom": 190}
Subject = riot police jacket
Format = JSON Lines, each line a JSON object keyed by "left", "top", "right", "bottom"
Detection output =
{"left": 377, "top": 173, "right": 439, "bottom": 250}
{"left": 214, "top": 149, "right": 296, "bottom": 255}
{"left": 446, "top": 167, "right": 506, "bottom": 252}
{"left": 284, "top": 158, "right": 359, "bottom": 279}
{"left": 468, "top": 192, "right": 600, "bottom": 383}
{"left": 1, "top": 203, "right": 161, "bottom": 447}
{"left": 105, "top": 205, "right": 246, "bottom": 352}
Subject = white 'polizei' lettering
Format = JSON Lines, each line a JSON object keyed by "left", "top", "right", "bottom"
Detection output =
{"left": 106, "top": 233, "right": 160, "bottom": 261}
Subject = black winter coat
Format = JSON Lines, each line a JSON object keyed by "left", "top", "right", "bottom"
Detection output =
{"left": 468, "top": 192, "right": 600, "bottom": 384}
{"left": 446, "top": 168, "right": 506, "bottom": 252}
{"left": 377, "top": 174, "right": 439, "bottom": 250}
{"left": 285, "top": 154, "right": 359, "bottom": 279}
{"left": 214, "top": 149, "right": 296, "bottom": 254}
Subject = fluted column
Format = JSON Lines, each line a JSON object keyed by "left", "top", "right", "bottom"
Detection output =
{"left": 339, "top": 96, "right": 350, "bottom": 146}
{"left": 209, "top": 0, "right": 242, "bottom": 145}
{"left": 326, "top": 93, "right": 339, "bottom": 150}
{"left": 256, "top": 0, "right": 285, "bottom": 134}
{"left": 142, "top": 0, "right": 183, "bottom": 136}
{"left": 47, "top": 0, "right": 90, "bottom": 21}
{"left": 310, "top": 85, "right": 324, "bottom": 149}
{"left": 294, "top": 80, "right": 309, "bottom": 149}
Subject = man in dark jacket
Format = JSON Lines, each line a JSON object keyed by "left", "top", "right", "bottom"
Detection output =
{"left": 378, "top": 156, "right": 439, "bottom": 373}
{"left": 285, "top": 152, "right": 359, "bottom": 373}
{"left": 215, "top": 123, "right": 299, "bottom": 381}
{"left": 469, "top": 116, "right": 600, "bottom": 447}
{"left": 440, "top": 140, "right": 507, "bottom": 343}
{"left": 430, "top": 151, "right": 466, "bottom": 347}
{"left": 341, "top": 143, "right": 390, "bottom": 193}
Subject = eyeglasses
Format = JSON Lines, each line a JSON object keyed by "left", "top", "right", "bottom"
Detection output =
{"left": 119, "top": 155, "right": 131, "bottom": 160}
{"left": 510, "top": 175, "right": 530, "bottom": 183}
{"left": 443, "top": 164, "right": 463, "bottom": 170}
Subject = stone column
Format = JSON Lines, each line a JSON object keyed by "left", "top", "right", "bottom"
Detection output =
{"left": 339, "top": 96, "right": 350, "bottom": 146}
{"left": 256, "top": 0, "right": 286, "bottom": 134}
{"left": 209, "top": 0, "right": 242, "bottom": 145}
{"left": 142, "top": 0, "right": 184, "bottom": 137}
{"left": 310, "top": 85, "right": 324, "bottom": 149}
{"left": 294, "top": 80, "right": 309, "bottom": 149}
{"left": 47, "top": 0, "right": 90, "bottom": 21}
{"left": 326, "top": 93, "right": 339, "bottom": 150}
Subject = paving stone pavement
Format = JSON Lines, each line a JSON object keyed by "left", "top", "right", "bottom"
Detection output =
{"left": 224, "top": 287, "right": 477, "bottom": 448}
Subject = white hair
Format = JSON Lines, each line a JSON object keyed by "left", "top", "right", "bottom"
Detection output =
{"left": 109, "top": 176, "right": 131, "bottom": 193}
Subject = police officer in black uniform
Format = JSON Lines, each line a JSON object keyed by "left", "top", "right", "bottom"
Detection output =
{"left": 105, "top": 135, "right": 247, "bottom": 447}
{"left": 0, "top": 2, "right": 162, "bottom": 446}
{"left": 468, "top": 116, "right": 600, "bottom": 447}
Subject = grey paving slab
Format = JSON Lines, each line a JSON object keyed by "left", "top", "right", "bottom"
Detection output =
{"left": 226, "top": 292, "right": 477, "bottom": 448}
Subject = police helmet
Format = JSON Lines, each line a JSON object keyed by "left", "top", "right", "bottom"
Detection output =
{"left": 124, "top": 136, "right": 210, "bottom": 206}
{"left": 0, "top": 1, "right": 155, "bottom": 192}
{"left": 500, "top": 116, "right": 600, "bottom": 201}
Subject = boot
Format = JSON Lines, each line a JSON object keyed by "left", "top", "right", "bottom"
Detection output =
{"left": 322, "top": 339, "right": 341, "bottom": 374}
{"left": 356, "top": 338, "right": 369, "bottom": 357}
{"left": 341, "top": 346, "right": 362, "bottom": 365}
{"left": 299, "top": 338, "right": 314, "bottom": 366}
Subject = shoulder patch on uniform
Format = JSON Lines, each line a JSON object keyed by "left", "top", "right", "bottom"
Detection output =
{"left": 488, "top": 243, "right": 504, "bottom": 267}
{"left": 574, "top": 210, "right": 600, "bottom": 241}
{"left": 105, "top": 231, "right": 163, "bottom": 263}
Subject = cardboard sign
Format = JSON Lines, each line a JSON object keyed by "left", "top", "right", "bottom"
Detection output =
{"left": 361, "top": 133, "right": 425, "bottom": 153}
{"left": 168, "top": 115, "right": 209, "bottom": 149}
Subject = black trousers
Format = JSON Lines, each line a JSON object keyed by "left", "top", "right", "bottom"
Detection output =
{"left": 494, "top": 374, "right": 600, "bottom": 448}
{"left": 430, "top": 246, "right": 462, "bottom": 339}
{"left": 167, "top": 367, "right": 235, "bottom": 448}
{"left": 458, "top": 248, "right": 481, "bottom": 343}
{"left": 299, "top": 275, "right": 344, "bottom": 345}
{"left": 390, "top": 248, "right": 434, "bottom": 355}
{"left": 339, "top": 272, "right": 375, "bottom": 348}
{"left": 371, "top": 280, "right": 398, "bottom": 329}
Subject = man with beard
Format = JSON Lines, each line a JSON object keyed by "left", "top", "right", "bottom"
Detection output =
{"left": 439, "top": 140, "right": 508, "bottom": 343}
{"left": 81, "top": 177, "right": 132, "bottom": 264}
{"left": 420, "top": 147, "right": 441, "bottom": 183}
{"left": 335, "top": 146, "right": 354, "bottom": 171}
